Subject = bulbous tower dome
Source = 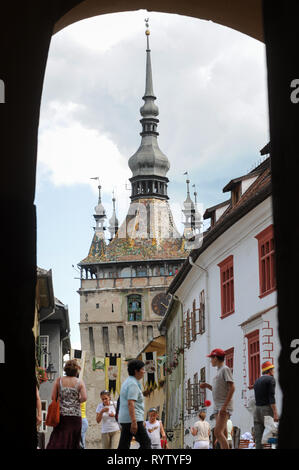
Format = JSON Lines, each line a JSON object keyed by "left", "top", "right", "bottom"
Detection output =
{"left": 128, "top": 24, "right": 170, "bottom": 200}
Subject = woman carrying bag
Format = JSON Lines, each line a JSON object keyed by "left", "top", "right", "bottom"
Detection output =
{"left": 46, "top": 359, "right": 87, "bottom": 449}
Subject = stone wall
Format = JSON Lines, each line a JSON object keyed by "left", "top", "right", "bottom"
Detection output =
{"left": 79, "top": 275, "right": 171, "bottom": 448}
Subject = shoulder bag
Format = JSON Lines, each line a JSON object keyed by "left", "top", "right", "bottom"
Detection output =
{"left": 45, "top": 379, "right": 60, "bottom": 427}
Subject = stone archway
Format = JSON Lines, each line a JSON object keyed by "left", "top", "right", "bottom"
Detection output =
{"left": 53, "top": 0, "right": 264, "bottom": 41}
{"left": 1, "top": 0, "right": 298, "bottom": 449}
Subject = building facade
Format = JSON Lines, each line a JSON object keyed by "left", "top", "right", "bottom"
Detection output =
{"left": 36, "top": 267, "right": 71, "bottom": 447}
{"left": 159, "top": 297, "right": 185, "bottom": 448}
{"left": 136, "top": 335, "right": 166, "bottom": 423}
{"left": 166, "top": 153, "right": 281, "bottom": 448}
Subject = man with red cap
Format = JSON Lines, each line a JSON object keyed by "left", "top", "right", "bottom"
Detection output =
{"left": 253, "top": 361, "right": 279, "bottom": 449}
{"left": 200, "top": 348, "right": 235, "bottom": 449}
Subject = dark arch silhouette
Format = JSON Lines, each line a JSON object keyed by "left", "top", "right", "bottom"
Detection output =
{"left": 0, "top": 0, "right": 298, "bottom": 449}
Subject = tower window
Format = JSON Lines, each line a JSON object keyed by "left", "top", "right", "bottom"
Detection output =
{"left": 128, "top": 294, "right": 142, "bottom": 321}
{"left": 147, "top": 325, "right": 153, "bottom": 341}
{"left": 136, "top": 266, "right": 147, "bottom": 277}
{"left": 88, "top": 327, "right": 95, "bottom": 356}
{"left": 132, "top": 325, "right": 139, "bottom": 343}
{"left": 96, "top": 303, "right": 99, "bottom": 309}
{"left": 102, "top": 326, "right": 110, "bottom": 353}
{"left": 117, "top": 326, "right": 125, "bottom": 345}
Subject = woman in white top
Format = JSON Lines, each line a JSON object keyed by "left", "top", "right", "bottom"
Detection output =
{"left": 191, "top": 411, "right": 211, "bottom": 449}
{"left": 96, "top": 390, "right": 120, "bottom": 449}
{"left": 145, "top": 408, "right": 166, "bottom": 449}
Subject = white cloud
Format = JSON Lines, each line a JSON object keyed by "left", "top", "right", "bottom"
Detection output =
{"left": 37, "top": 100, "right": 131, "bottom": 205}
{"left": 58, "top": 11, "right": 148, "bottom": 53}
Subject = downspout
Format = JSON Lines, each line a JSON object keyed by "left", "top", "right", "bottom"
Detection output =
{"left": 188, "top": 256, "right": 211, "bottom": 383}
{"left": 173, "top": 293, "right": 184, "bottom": 449}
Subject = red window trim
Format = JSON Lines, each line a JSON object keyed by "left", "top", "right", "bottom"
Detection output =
{"left": 255, "top": 224, "right": 276, "bottom": 298}
{"left": 225, "top": 347, "right": 234, "bottom": 373}
{"left": 218, "top": 255, "right": 235, "bottom": 318}
{"left": 245, "top": 330, "right": 260, "bottom": 389}
{"left": 185, "top": 309, "right": 191, "bottom": 349}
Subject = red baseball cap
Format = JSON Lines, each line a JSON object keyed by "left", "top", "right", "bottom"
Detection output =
{"left": 207, "top": 348, "right": 226, "bottom": 358}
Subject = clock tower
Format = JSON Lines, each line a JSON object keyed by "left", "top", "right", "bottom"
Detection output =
{"left": 77, "top": 21, "right": 193, "bottom": 448}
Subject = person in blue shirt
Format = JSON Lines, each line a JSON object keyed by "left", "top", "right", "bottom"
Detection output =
{"left": 117, "top": 359, "right": 151, "bottom": 449}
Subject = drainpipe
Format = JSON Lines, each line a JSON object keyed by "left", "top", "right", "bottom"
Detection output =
{"left": 188, "top": 256, "right": 211, "bottom": 384}
{"left": 172, "top": 293, "right": 185, "bottom": 448}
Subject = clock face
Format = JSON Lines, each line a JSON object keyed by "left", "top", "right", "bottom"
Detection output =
{"left": 151, "top": 293, "right": 171, "bottom": 317}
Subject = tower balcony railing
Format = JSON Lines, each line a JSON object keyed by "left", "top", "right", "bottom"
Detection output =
{"left": 80, "top": 273, "right": 178, "bottom": 290}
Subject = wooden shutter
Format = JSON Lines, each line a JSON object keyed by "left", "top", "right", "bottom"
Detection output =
{"left": 246, "top": 330, "right": 260, "bottom": 388}
{"left": 225, "top": 347, "right": 234, "bottom": 374}
{"left": 218, "top": 256, "right": 234, "bottom": 318}
{"left": 255, "top": 225, "right": 276, "bottom": 298}
{"left": 191, "top": 300, "right": 196, "bottom": 341}
{"left": 199, "top": 290, "right": 205, "bottom": 334}
{"left": 186, "top": 309, "right": 191, "bottom": 348}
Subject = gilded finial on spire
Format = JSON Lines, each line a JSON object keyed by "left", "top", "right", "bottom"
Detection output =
{"left": 145, "top": 18, "right": 150, "bottom": 35}
{"left": 145, "top": 18, "right": 150, "bottom": 50}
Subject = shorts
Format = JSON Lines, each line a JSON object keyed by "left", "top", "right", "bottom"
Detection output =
{"left": 194, "top": 440, "right": 209, "bottom": 449}
{"left": 151, "top": 443, "right": 162, "bottom": 449}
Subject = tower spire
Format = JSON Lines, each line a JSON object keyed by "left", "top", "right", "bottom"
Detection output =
{"left": 192, "top": 183, "right": 203, "bottom": 233}
{"left": 143, "top": 18, "right": 155, "bottom": 100}
{"left": 108, "top": 190, "right": 119, "bottom": 241}
{"left": 91, "top": 177, "right": 106, "bottom": 238}
{"left": 128, "top": 19, "right": 170, "bottom": 201}
{"left": 182, "top": 172, "right": 196, "bottom": 238}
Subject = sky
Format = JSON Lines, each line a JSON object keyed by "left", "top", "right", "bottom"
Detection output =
{"left": 35, "top": 10, "right": 269, "bottom": 351}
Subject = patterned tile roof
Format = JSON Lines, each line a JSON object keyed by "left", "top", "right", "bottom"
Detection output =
{"left": 80, "top": 198, "right": 188, "bottom": 265}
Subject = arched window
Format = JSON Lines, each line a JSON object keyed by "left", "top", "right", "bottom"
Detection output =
{"left": 147, "top": 325, "right": 153, "bottom": 341}
{"left": 136, "top": 265, "right": 147, "bottom": 277}
{"left": 127, "top": 294, "right": 142, "bottom": 321}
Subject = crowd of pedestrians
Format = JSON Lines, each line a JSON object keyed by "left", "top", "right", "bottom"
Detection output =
{"left": 41, "top": 350, "right": 278, "bottom": 449}
{"left": 43, "top": 358, "right": 167, "bottom": 450}
{"left": 191, "top": 349, "right": 278, "bottom": 449}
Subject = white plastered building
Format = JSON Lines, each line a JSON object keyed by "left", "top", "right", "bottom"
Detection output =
{"left": 167, "top": 154, "right": 281, "bottom": 448}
